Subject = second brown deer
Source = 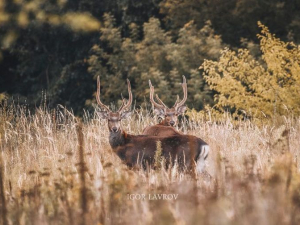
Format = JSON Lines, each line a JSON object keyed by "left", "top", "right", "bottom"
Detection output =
{"left": 96, "top": 76, "right": 209, "bottom": 173}
{"left": 142, "top": 76, "right": 187, "bottom": 136}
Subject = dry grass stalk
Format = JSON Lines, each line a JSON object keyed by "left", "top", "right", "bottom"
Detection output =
{"left": 76, "top": 119, "right": 87, "bottom": 225}
{"left": 0, "top": 153, "right": 8, "bottom": 225}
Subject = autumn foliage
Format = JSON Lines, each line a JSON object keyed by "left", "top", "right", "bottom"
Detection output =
{"left": 202, "top": 22, "right": 300, "bottom": 118}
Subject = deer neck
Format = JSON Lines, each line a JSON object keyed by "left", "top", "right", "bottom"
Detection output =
{"left": 109, "top": 130, "right": 126, "bottom": 150}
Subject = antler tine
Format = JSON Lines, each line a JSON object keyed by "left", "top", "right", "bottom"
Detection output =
{"left": 96, "top": 76, "right": 110, "bottom": 112}
{"left": 155, "top": 94, "right": 168, "bottom": 108}
{"left": 173, "top": 95, "right": 180, "bottom": 106}
{"left": 117, "top": 98, "right": 126, "bottom": 112}
{"left": 173, "top": 75, "right": 187, "bottom": 108}
{"left": 149, "top": 80, "right": 165, "bottom": 109}
{"left": 118, "top": 79, "right": 133, "bottom": 113}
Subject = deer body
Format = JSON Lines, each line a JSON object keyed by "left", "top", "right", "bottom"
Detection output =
{"left": 109, "top": 130, "right": 209, "bottom": 171}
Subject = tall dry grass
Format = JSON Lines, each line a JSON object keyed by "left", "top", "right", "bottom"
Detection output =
{"left": 0, "top": 103, "right": 300, "bottom": 225}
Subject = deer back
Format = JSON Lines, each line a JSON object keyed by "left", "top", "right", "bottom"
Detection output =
{"left": 142, "top": 124, "right": 182, "bottom": 136}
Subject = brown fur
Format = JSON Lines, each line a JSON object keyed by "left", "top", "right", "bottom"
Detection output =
{"left": 142, "top": 124, "right": 182, "bottom": 136}
{"left": 109, "top": 130, "right": 207, "bottom": 171}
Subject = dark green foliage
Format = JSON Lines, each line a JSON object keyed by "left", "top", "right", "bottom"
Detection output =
{"left": 88, "top": 15, "right": 222, "bottom": 110}
{"left": 160, "top": 0, "right": 300, "bottom": 46}
{"left": 1, "top": 0, "right": 300, "bottom": 114}
{"left": 0, "top": 0, "right": 162, "bottom": 114}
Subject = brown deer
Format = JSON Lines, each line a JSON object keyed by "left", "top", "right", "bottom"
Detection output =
{"left": 96, "top": 76, "right": 209, "bottom": 172}
{"left": 142, "top": 76, "right": 187, "bottom": 136}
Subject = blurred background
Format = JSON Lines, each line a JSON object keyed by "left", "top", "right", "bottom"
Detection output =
{"left": 1, "top": 0, "right": 300, "bottom": 115}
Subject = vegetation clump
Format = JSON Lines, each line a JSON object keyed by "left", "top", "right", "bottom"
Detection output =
{"left": 0, "top": 103, "right": 300, "bottom": 224}
{"left": 202, "top": 23, "right": 300, "bottom": 119}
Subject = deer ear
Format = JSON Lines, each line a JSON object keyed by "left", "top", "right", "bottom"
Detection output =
{"left": 176, "top": 105, "right": 187, "bottom": 115}
{"left": 121, "top": 111, "right": 132, "bottom": 119}
{"left": 98, "top": 111, "right": 109, "bottom": 119}
{"left": 153, "top": 108, "right": 165, "bottom": 118}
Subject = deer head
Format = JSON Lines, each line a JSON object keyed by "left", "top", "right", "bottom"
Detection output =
{"left": 96, "top": 76, "right": 132, "bottom": 133}
{"left": 149, "top": 76, "right": 187, "bottom": 126}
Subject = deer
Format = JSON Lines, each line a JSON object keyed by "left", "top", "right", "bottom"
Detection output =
{"left": 142, "top": 76, "right": 187, "bottom": 136}
{"left": 96, "top": 76, "right": 209, "bottom": 173}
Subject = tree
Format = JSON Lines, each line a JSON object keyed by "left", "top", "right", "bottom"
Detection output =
{"left": 0, "top": 0, "right": 101, "bottom": 111}
{"left": 88, "top": 14, "right": 224, "bottom": 110}
{"left": 201, "top": 23, "right": 300, "bottom": 118}
{"left": 160, "top": 0, "right": 300, "bottom": 47}
{"left": 0, "top": 0, "right": 162, "bottom": 113}
{"left": 160, "top": 0, "right": 209, "bottom": 33}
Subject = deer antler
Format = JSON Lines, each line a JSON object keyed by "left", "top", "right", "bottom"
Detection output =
{"left": 96, "top": 76, "right": 111, "bottom": 112}
{"left": 173, "top": 75, "right": 187, "bottom": 109}
{"left": 149, "top": 80, "right": 166, "bottom": 109}
{"left": 149, "top": 76, "right": 187, "bottom": 110}
{"left": 173, "top": 95, "right": 180, "bottom": 106}
{"left": 118, "top": 79, "right": 132, "bottom": 113}
{"left": 117, "top": 98, "right": 126, "bottom": 112}
{"left": 155, "top": 94, "right": 168, "bottom": 108}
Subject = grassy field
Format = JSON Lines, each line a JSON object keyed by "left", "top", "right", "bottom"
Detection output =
{"left": 1, "top": 104, "right": 300, "bottom": 225}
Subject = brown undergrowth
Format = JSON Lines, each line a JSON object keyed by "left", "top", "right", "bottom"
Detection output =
{"left": 0, "top": 103, "right": 300, "bottom": 225}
